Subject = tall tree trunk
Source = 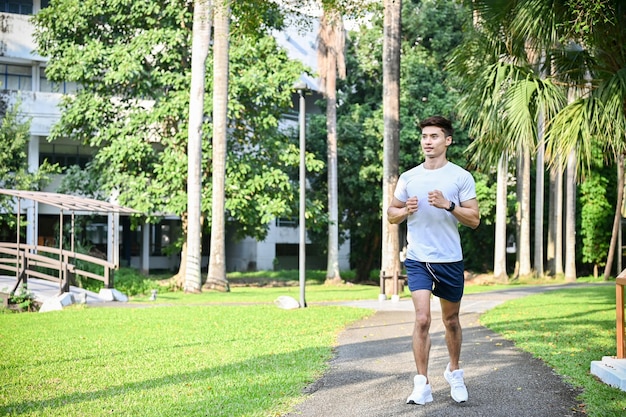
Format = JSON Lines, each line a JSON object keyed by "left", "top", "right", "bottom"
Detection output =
{"left": 318, "top": 9, "right": 345, "bottom": 284}
{"left": 518, "top": 148, "right": 532, "bottom": 277}
{"left": 534, "top": 114, "right": 545, "bottom": 277}
{"left": 185, "top": 0, "right": 212, "bottom": 293}
{"left": 603, "top": 153, "right": 625, "bottom": 280}
{"left": 554, "top": 162, "right": 564, "bottom": 275}
{"left": 205, "top": 0, "right": 230, "bottom": 291}
{"left": 381, "top": 0, "right": 402, "bottom": 292}
{"left": 564, "top": 148, "right": 577, "bottom": 281}
{"left": 325, "top": 60, "right": 340, "bottom": 282}
{"left": 493, "top": 152, "right": 508, "bottom": 282}
{"left": 547, "top": 160, "right": 564, "bottom": 276}
{"left": 173, "top": 215, "right": 189, "bottom": 288}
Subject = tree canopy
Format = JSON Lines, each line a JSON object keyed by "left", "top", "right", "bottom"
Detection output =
{"left": 0, "top": 100, "right": 59, "bottom": 221}
{"left": 34, "top": 0, "right": 319, "bottom": 243}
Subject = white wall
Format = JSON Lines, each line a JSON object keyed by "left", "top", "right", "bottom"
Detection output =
{"left": 3, "top": 90, "right": 61, "bottom": 135}
{"left": 0, "top": 12, "right": 44, "bottom": 62}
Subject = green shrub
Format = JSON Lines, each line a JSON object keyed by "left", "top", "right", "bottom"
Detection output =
{"left": 113, "top": 268, "right": 172, "bottom": 296}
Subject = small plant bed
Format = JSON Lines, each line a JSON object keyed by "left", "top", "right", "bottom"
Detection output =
{"left": 1, "top": 288, "right": 41, "bottom": 313}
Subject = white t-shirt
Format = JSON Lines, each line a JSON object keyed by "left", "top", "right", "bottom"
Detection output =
{"left": 394, "top": 162, "right": 477, "bottom": 262}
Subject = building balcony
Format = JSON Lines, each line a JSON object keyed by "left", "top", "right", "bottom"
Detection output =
{"left": 0, "top": 11, "right": 42, "bottom": 62}
{"left": 0, "top": 89, "right": 60, "bottom": 135}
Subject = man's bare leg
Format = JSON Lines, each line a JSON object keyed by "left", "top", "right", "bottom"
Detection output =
{"left": 440, "top": 297, "right": 462, "bottom": 370}
{"left": 406, "top": 289, "right": 435, "bottom": 405}
{"left": 411, "top": 289, "right": 433, "bottom": 378}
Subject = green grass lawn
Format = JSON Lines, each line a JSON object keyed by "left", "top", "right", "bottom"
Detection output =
{"left": 1, "top": 273, "right": 623, "bottom": 417}
{"left": 480, "top": 285, "right": 626, "bottom": 417}
{"left": 130, "top": 281, "right": 385, "bottom": 304}
{"left": 125, "top": 269, "right": 524, "bottom": 304}
{"left": 0, "top": 303, "right": 371, "bottom": 417}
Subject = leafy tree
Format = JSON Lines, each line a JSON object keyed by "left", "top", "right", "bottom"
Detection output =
{"left": 0, "top": 100, "right": 56, "bottom": 188}
{"left": 34, "top": 0, "right": 314, "bottom": 279}
{"left": 0, "top": 99, "right": 59, "bottom": 231}
{"left": 580, "top": 168, "right": 614, "bottom": 278}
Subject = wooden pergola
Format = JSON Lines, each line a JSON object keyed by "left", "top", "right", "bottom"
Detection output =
{"left": 0, "top": 189, "right": 139, "bottom": 295}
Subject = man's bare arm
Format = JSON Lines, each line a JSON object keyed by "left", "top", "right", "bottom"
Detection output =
{"left": 452, "top": 198, "right": 480, "bottom": 229}
{"left": 387, "top": 196, "right": 418, "bottom": 224}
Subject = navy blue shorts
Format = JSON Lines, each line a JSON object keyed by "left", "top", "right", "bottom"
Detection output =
{"left": 404, "top": 259, "right": 465, "bottom": 302}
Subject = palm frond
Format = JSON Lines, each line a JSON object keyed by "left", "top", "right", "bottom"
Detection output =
{"left": 544, "top": 96, "right": 596, "bottom": 175}
{"left": 591, "top": 67, "right": 626, "bottom": 156}
{"left": 550, "top": 43, "right": 596, "bottom": 88}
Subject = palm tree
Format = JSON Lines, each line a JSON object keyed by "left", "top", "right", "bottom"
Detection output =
{"left": 450, "top": 20, "right": 564, "bottom": 281}
{"left": 380, "top": 0, "right": 402, "bottom": 291}
{"left": 456, "top": 0, "right": 626, "bottom": 283}
{"left": 185, "top": 0, "right": 212, "bottom": 293}
{"left": 542, "top": 2, "right": 626, "bottom": 279}
{"left": 317, "top": 6, "right": 346, "bottom": 284}
{"left": 454, "top": 1, "right": 626, "bottom": 283}
{"left": 205, "top": 0, "right": 230, "bottom": 291}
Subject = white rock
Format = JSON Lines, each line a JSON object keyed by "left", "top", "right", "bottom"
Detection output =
{"left": 39, "top": 292, "right": 74, "bottom": 313}
{"left": 98, "top": 288, "right": 128, "bottom": 302}
{"left": 98, "top": 288, "right": 115, "bottom": 301}
{"left": 39, "top": 299, "right": 62, "bottom": 313}
{"left": 111, "top": 289, "right": 128, "bottom": 302}
{"left": 274, "top": 295, "right": 300, "bottom": 310}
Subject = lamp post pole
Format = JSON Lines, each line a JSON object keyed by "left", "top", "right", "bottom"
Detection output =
{"left": 296, "top": 82, "right": 307, "bottom": 308}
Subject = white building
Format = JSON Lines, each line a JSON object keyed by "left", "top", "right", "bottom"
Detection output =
{"left": 0, "top": 1, "right": 350, "bottom": 274}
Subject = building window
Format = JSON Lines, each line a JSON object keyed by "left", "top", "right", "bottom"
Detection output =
{"left": 40, "top": 74, "right": 80, "bottom": 94}
{"left": 40, "top": 153, "right": 91, "bottom": 169}
{"left": 276, "top": 217, "right": 298, "bottom": 228}
{"left": 0, "top": 64, "right": 31, "bottom": 91}
{"left": 39, "top": 143, "right": 93, "bottom": 170}
{"left": 0, "top": 0, "right": 33, "bottom": 15}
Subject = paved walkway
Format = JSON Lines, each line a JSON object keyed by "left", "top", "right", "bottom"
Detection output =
{"left": 285, "top": 285, "right": 589, "bottom": 417}
{"left": 0, "top": 276, "right": 112, "bottom": 306}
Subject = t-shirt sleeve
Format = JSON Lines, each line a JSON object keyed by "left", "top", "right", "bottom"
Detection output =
{"left": 394, "top": 174, "right": 408, "bottom": 203}
{"left": 459, "top": 171, "right": 477, "bottom": 202}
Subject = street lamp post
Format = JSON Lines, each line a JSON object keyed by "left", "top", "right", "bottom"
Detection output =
{"left": 295, "top": 81, "right": 308, "bottom": 308}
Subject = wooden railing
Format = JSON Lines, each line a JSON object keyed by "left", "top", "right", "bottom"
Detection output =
{"left": 0, "top": 242, "right": 116, "bottom": 294}
{"left": 379, "top": 270, "right": 407, "bottom": 298}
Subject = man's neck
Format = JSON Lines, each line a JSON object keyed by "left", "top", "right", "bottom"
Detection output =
{"left": 423, "top": 157, "right": 448, "bottom": 170}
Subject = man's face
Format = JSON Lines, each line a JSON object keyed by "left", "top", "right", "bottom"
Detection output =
{"left": 420, "top": 126, "right": 451, "bottom": 159}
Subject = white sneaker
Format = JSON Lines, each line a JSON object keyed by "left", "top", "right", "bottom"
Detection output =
{"left": 406, "top": 375, "right": 433, "bottom": 405}
{"left": 444, "top": 363, "right": 468, "bottom": 403}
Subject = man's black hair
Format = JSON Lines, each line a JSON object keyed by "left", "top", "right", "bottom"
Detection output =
{"left": 419, "top": 116, "right": 453, "bottom": 138}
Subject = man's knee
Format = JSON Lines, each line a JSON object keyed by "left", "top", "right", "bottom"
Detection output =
{"left": 414, "top": 312, "right": 431, "bottom": 331}
{"left": 442, "top": 314, "right": 461, "bottom": 332}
